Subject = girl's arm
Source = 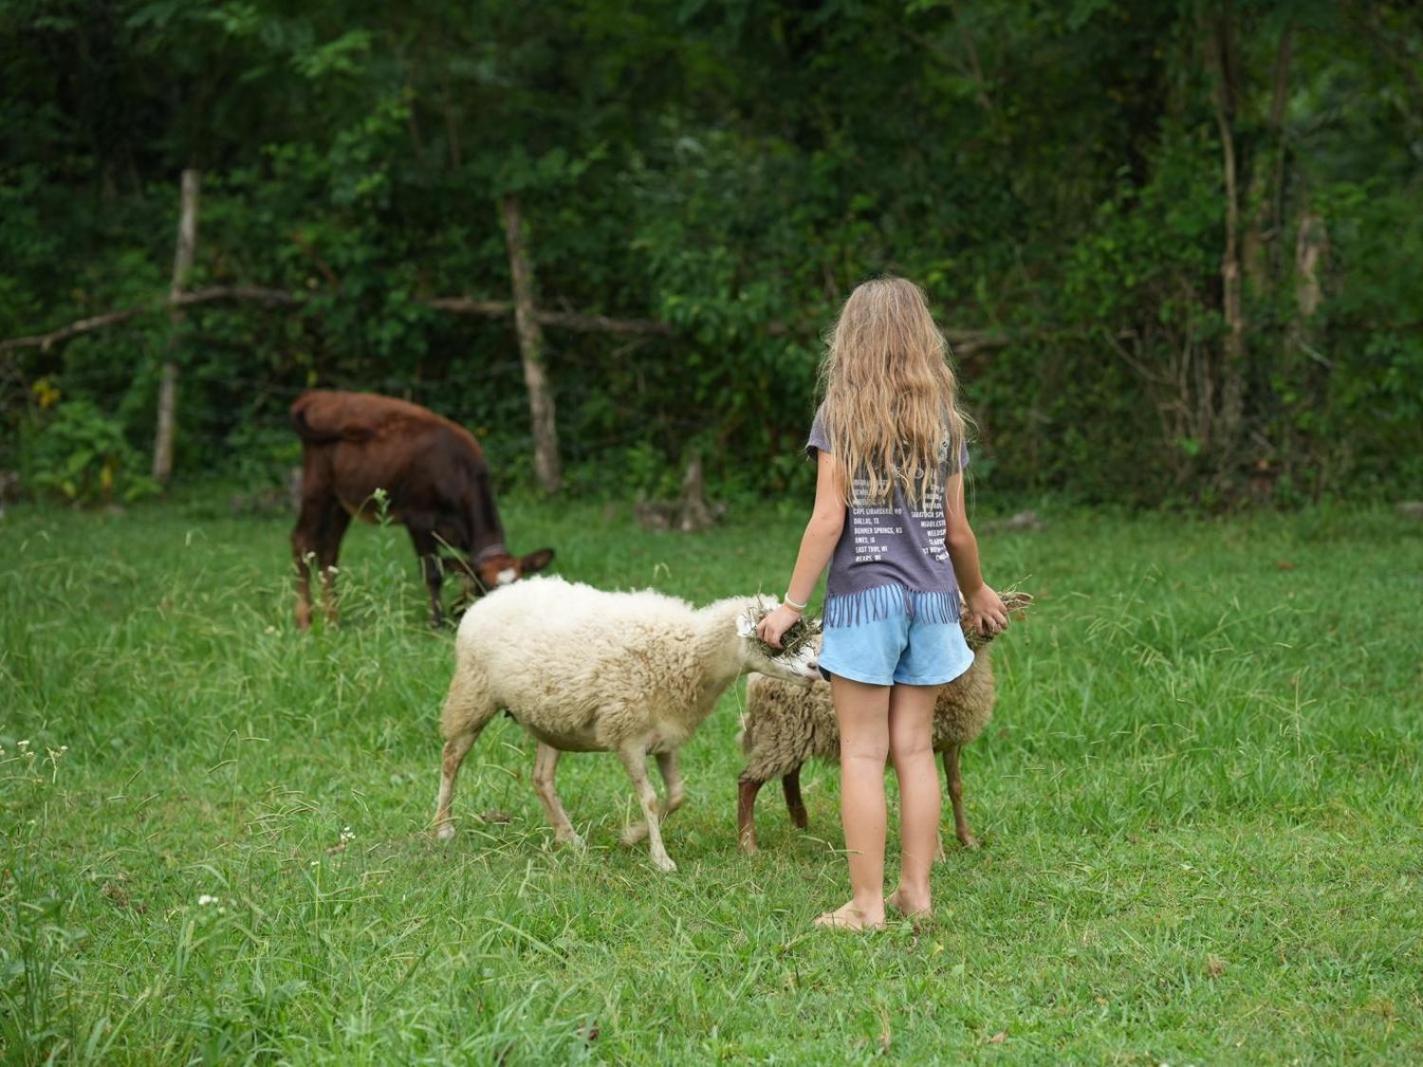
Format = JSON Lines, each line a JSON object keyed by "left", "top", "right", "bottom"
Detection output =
{"left": 945, "top": 472, "right": 1008, "bottom": 634}
{"left": 756, "top": 451, "right": 845, "bottom": 648}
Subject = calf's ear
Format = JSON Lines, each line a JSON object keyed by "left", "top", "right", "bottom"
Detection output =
{"left": 520, "top": 547, "right": 555, "bottom": 574}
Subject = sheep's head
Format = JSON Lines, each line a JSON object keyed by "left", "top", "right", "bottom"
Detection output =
{"left": 736, "top": 602, "right": 822, "bottom": 684}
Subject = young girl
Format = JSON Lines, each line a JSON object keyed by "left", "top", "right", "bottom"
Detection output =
{"left": 757, "top": 276, "right": 1008, "bottom": 931}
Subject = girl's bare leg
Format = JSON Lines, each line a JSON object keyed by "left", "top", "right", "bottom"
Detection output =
{"left": 886, "top": 683, "right": 941, "bottom": 918}
{"left": 816, "top": 675, "right": 890, "bottom": 930}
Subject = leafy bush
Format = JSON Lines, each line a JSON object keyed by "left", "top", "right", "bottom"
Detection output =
{"left": 20, "top": 395, "right": 158, "bottom": 506}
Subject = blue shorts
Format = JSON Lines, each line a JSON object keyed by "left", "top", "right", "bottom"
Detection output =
{"left": 819, "top": 614, "right": 975, "bottom": 687}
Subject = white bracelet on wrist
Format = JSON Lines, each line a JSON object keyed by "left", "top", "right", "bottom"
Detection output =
{"left": 783, "top": 594, "right": 808, "bottom": 611}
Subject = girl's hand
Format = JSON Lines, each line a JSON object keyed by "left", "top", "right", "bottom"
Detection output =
{"left": 965, "top": 584, "right": 1008, "bottom": 635}
{"left": 756, "top": 603, "right": 802, "bottom": 649}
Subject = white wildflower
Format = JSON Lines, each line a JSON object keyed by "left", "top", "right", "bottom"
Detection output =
{"left": 339, "top": 826, "right": 355, "bottom": 844}
{"left": 198, "top": 894, "right": 219, "bottom": 906}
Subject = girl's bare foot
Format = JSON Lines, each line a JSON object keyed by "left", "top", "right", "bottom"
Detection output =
{"left": 813, "top": 900, "right": 885, "bottom": 931}
{"left": 887, "top": 887, "right": 932, "bottom": 919}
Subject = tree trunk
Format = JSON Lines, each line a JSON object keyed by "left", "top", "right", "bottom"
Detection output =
{"left": 1287, "top": 209, "right": 1329, "bottom": 494}
{"left": 1210, "top": 11, "right": 1247, "bottom": 460}
{"left": 1243, "top": 24, "right": 1293, "bottom": 296}
{"left": 152, "top": 168, "right": 200, "bottom": 485}
{"left": 1291, "top": 211, "right": 1328, "bottom": 340}
{"left": 676, "top": 452, "right": 716, "bottom": 532}
{"left": 499, "top": 193, "right": 561, "bottom": 493}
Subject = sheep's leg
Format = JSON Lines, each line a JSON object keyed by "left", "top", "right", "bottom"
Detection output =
{"left": 618, "top": 746, "right": 675, "bottom": 873}
{"left": 532, "top": 742, "right": 583, "bottom": 848}
{"left": 658, "top": 752, "right": 685, "bottom": 815}
{"left": 623, "top": 752, "right": 684, "bottom": 845}
{"left": 782, "top": 766, "right": 809, "bottom": 830}
{"left": 944, "top": 745, "right": 979, "bottom": 850}
{"left": 737, "top": 775, "right": 765, "bottom": 854}
{"left": 433, "top": 666, "right": 498, "bottom": 841}
{"left": 433, "top": 733, "right": 476, "bottom": 841}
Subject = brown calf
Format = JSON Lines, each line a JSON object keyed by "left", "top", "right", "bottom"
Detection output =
{"left": 290, "top": 389, "right": 554, "bottom": 629}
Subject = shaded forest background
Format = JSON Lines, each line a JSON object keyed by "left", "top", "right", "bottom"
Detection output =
{"left": 2, "top": 0, "right": 1420, "bottom": 508}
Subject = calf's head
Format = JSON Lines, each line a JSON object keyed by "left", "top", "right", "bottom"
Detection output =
{"left": 450, "top": 546, "right": 556, "bottom": 607}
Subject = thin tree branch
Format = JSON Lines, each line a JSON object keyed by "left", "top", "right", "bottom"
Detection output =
{"left": 428, "top": 296, "right": 673, "bottom": 335}
{"left": 4, "top": 287, "right": 1018, "bottom": 354}
{"left": 0, "top": 286, "right": 302, "bottom": 353}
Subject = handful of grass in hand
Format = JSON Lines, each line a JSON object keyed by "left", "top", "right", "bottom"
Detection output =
{"left": 748, "top": 601, "right": 822, "bottom": 659}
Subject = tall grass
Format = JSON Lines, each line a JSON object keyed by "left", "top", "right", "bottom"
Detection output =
{"left": 2, "top": 500, "right": 1420, "bottom": 1063}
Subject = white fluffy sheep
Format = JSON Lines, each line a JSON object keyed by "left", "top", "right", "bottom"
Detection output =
{"left": 434, "top": 576, "right": 820, "bottom": 872}
{"left": 736, "top": 590, "right": 1031, "bottom": 854}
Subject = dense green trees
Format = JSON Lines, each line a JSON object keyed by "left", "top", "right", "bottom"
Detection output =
{"left": 2, "top": 0, "right": 1419, "bottom": 506}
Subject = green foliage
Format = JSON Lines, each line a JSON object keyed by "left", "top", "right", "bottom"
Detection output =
{"left": 18, "top": 395, "right": 159, "bottom": 505}
{"left": 1, "top": 0, "right": 1420, "bottom": 505}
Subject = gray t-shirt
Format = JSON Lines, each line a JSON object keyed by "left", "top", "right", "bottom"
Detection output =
{"left": 807, "top": 405, "right": 967, "bottom": 628}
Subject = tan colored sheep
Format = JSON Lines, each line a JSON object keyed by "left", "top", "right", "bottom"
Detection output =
{"left": 736, "top": 591, "right": 1031, "bottom": 854}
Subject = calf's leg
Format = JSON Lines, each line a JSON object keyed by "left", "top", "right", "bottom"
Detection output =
{"left": 291, "top": 494, "right": 327, "bottom": 630}
{"left": 405, "top": 523, "right": 446, "bottom": 628}
{"left": 316, "top": 506, "right": 351, "bottom": 625}
{"left": 532, "top": 742, "right": 583, "bottom": 847}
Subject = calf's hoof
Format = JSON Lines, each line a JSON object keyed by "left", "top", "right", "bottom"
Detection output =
{"left": 651, "top": 852, "right": 678, "bottom": 874}
{"left": 555, "top": 830, "right": 586, "bottom": 850}
{"left": 621, "top": 821, "right": 650, "bottom": 846}
{"left": 958, "top": 832, "right": 981, "bottom": 851}
{"left": 435, "top": 822, "right": 456, "bottom": 842}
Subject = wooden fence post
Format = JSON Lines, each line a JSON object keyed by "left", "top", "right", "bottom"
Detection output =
{"left": 152, "top": 167, "right": 200, "bottom": 485}
{"left": 500, "top": 193, "right": 562, "bottom": 493}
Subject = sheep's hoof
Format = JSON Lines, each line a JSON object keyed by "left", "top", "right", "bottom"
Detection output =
{"left": 621, "top": 822, "right": 650, "bottom": 846}
{"left": 555, "top": 830, "right": 586, "bottom": 850}
{"left": 435, "top": 823, "right": 456, "bottom": 842}
{"left": 739, "top": 836, "right": 759, "bottom": 855}
{"left": 958, "top": 833, "right": 981, "bottom": 851}
{"left": 651, "top": 853, "right": 677, "bottom": 873}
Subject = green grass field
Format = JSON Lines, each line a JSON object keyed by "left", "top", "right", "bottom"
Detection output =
{"left": 3, "top": 498, "right": 1420, "bottom": 1064}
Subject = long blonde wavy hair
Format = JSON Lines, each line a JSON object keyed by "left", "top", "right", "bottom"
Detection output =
{"left": 818, "top": 276, "right": 969, "bottom": 507}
